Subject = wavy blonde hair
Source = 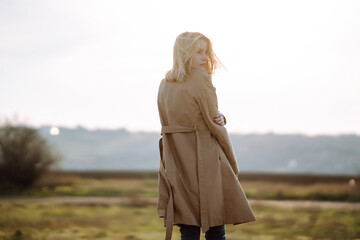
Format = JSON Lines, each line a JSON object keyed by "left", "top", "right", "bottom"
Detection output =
{"left": 165, "top": 32, "right": 223, "bottom": 83}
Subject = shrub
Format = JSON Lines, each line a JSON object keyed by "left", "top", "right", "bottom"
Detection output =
{"left": 0, "top": 124, "right": 61, "bottom": 191}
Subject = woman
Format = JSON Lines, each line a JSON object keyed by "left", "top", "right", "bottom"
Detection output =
{"left": 157, "top": 32, "right": 255, "bottom": 240}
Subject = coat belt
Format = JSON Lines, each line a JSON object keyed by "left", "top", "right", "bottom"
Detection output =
{"left": 161, "top": 125, "right": 196, "bottom": 134}
{"left": 159, "top": 125, "right": 210, "bottom": 240}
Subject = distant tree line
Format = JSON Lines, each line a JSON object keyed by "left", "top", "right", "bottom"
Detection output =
{"left": 38, "top": 126, "right": 360, "bottom": 175}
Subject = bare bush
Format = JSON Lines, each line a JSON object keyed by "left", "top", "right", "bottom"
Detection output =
{"left": 0, "top": 124, "right": 61, "bottom": 191}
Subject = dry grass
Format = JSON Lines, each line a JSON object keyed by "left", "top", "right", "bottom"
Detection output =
{"left": 5, "top": 171, "right": 357, "bottom": 202}
{"left": 241, "top": 180, "right": 360, "bottom": 201}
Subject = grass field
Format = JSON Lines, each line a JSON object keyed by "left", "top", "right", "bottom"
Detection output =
{"left": 1, "top": 199, "right": 359, "bottom": 240}
{"left": 1, "top": 171, "right": 359, "bottom": 240}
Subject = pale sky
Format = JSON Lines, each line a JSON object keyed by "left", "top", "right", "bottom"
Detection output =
{"left": 1, "top": 0, "right": 359, "bottom": 135}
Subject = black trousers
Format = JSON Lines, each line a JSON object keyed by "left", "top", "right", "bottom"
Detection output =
{"left": 179, "top": 224, "right": 226, "bottom": 240}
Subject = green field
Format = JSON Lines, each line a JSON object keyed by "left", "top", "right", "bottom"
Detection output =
{"left": 1, "top": 172, "right": 359, "bottom": 240}
{"left": 1, "top": 199, "right": 359, "bottom": 240}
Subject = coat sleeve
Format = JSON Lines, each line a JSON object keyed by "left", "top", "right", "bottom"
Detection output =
{"left": 194, "top": 72, "right": 239, "bottom": 174}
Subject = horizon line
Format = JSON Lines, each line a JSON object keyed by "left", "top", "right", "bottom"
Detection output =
{"left": 35, "top": 124, "right": 360, "bottom": 137}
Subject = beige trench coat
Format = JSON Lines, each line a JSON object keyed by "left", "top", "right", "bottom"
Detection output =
{"left": 157, "top": 68, "right": 255, "bottom": 239}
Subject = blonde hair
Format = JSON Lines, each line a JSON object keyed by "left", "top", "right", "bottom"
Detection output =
{"left": 165, "top": 32, "right": 223, "bottom": 83}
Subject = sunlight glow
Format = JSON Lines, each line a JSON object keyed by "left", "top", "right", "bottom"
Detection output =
{"left": 50, "top": 127, "right": 60, "bottom": 136}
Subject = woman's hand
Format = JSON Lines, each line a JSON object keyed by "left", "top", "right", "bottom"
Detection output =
{"left": 213, "top": 111, "right": 226, "bottom": 126}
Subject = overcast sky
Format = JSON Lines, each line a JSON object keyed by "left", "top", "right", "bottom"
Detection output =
{"left": 1, "top": 0, "right": 359, "bottom": 135}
